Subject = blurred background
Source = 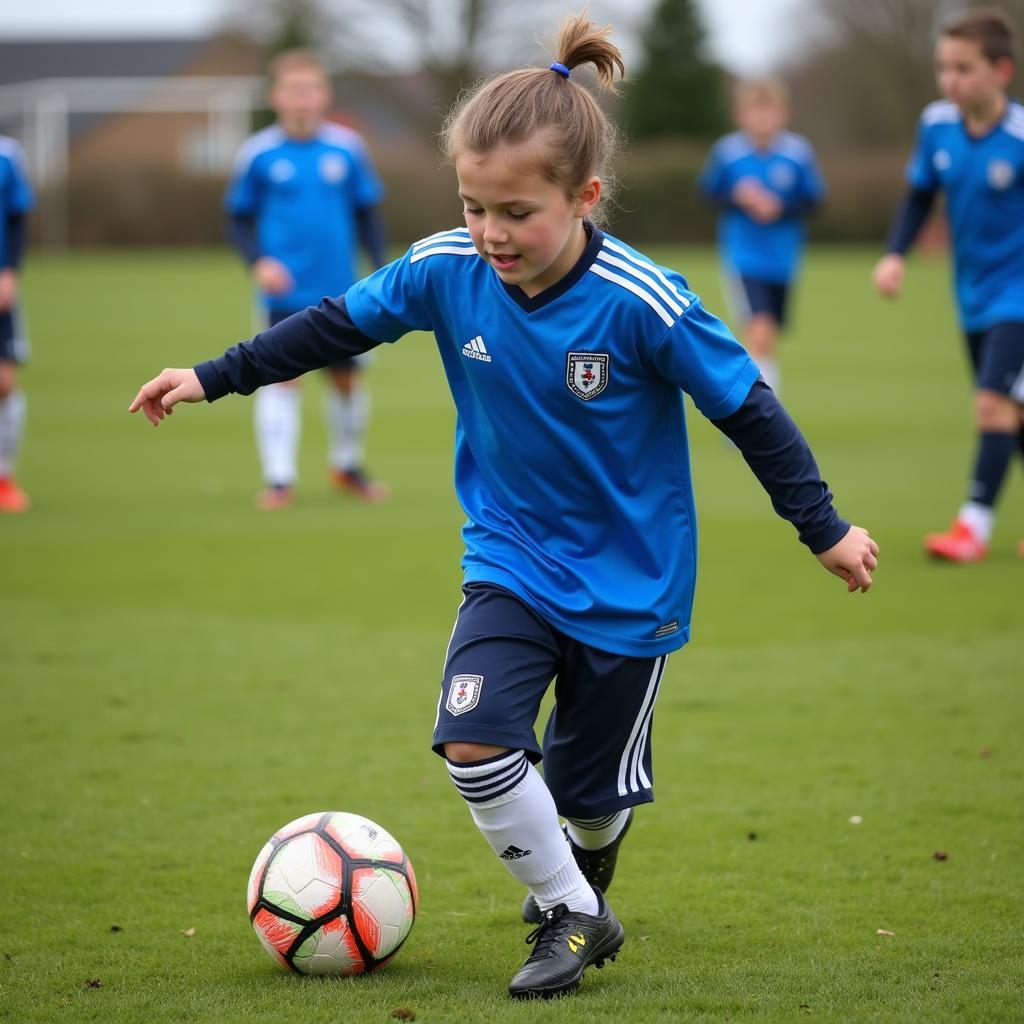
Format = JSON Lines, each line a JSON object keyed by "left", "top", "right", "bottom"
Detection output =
{"left": 4, "top": 0, "right": 1024, "bottom": 253}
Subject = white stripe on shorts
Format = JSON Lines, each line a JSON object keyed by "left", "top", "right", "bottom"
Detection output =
{"left": 616, "top": 655, "right": 667, "bottom": 797}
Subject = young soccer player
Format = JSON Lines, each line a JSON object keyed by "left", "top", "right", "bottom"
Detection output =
{"left": 226, "top": 48, "right": 389, "bottom": 508}
{"left": 699, "top": 79, "right": 825, "bottom": 394}
{"left": 873, "top": 8, "right": 1024, "bottom": 562}
{"left": 131, "top": 14, "right": 878, "bottom": 999}
{"left": 0, "top": 135, "right": 34, "bottom": 513}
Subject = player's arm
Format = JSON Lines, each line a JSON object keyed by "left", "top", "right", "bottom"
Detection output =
{"left": 129, "top": 294, "right": 380, "bottom": 426}
{"left": 0, "top": 211, "right": 27, "bottom": 312}
{"left": 711, "top": 379, "right": 879, "bottom": 592}
{"left": 355, "top": 205, "right": 387, "bottom": 271}
{"left": 873, "top": 187, "right": 937, "bottom": 298}
{"left": 225, "top": 211, "right": 293, "bottom": 295}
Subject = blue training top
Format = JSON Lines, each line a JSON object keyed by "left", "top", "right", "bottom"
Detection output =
{"left": 197, "top": 225, "right": 848, "bottom": 658}
{"left": 0, "top": 136, "right": 34, "bottom": 267}
{"left": 224, "top": 122, "right": 385, "bottom": 310}
{"left": 906, "top": 99, "right": 1024, "bottom": 332}
{"left": 698, "top": 130, "right": 825, "bottom": 285}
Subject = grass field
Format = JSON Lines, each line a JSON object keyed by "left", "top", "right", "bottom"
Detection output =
{"left": 2, "top": 245, "right": 1022, "bottom": 1024}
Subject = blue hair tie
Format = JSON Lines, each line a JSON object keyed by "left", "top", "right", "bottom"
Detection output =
{"left": 550, "top": 62, "right": 570, "bottom": 79}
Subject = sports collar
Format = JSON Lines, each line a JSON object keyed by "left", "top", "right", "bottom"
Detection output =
{"left": 499, "top": 222, "right": 605, "bottom": 314}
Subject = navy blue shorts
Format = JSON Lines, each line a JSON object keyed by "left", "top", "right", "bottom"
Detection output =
{"left": 0, "top": 307, "right": 29, "bottom": 364}
{"left": 432, "top": 583, "right": 669, "bottom": 818}
{"left": 727, "top": 272, "right": 790, "bottom": 327}
{"left": 965, "top": 322, "right": 1024, "bottom": 401}
{"left": 267, "top": 307, "right": 365, "bottom": 373}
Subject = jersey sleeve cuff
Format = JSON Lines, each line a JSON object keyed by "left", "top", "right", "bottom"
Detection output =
{"left": 194, "top": 359, "right": 230, "bottom": 402}
{"left": 801, "top": 517, "right": 851, "bottom": 554}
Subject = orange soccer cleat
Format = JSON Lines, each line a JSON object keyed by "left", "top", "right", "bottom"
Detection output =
{"left": 257, "top": 484, "right": 294, "bottom": 510}
{"left": 924, "top": 519, "right": 988, "bottom": 563}
{"left": 331, "top": 466, "right": 390, "bottom": 503}
{"left": 0, "top": 477, "right": 29, "bottom": 513}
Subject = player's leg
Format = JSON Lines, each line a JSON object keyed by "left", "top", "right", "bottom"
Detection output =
{"left": 253, "top": 308, "right": 303, "bottom": 509}
{"left": 540, "top": 647, "right": 667, "bottom": 896}
{"left": 742, "top": 279, "right": 788, "bottom": 393}
{"left": 325, "top": 358, "right": 388, "bottom": 501}
{"left": 0, "top": 309, "right": 29, "bottom": 513}
{"left": 926, "top": 323, "right": 1024, "bottom": 561}
{"left": 509, "top": 639, "right": 662, "bottom": 996}
{"left": 434, "top": 585, "right": 622, "bottom": 998}
{"left": 434, "top": 585, "right": 595, "bottom": 915}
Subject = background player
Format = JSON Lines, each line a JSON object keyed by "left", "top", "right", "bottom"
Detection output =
{"left": 873, "top": 7, "right": 1024, "bottom": 562}
{"left": 0, "top": 135, "right": 34, "bottom": 513}
{"left": 699, "top": 79, "right": 825, "bottom": 394}
{"left": 226, "top": 48, "right": 389, "bottom": 508}
{"left": 131, "top": 13, "right": 878, "bottom": 1000}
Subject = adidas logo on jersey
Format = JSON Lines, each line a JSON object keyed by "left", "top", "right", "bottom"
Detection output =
{"left": 462, "top": 335, "right": 492, "bottom": 362}
{"left": 499, "top": 844, "right": 532, "bottom": 861}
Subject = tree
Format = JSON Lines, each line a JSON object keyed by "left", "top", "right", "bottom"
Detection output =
{"left": 228, "top": 0, "right": 644, "bottom": 115}
{"left": 622, "top": 0, "right": 727, "bottom": 141}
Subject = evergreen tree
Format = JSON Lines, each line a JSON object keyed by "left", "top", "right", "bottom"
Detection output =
{"left": 623, "top": 0, "right": 727, "bottom": 140}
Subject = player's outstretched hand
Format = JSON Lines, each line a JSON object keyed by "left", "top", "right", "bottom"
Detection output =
{"left": 816, "top": 526, "right": 879, "bottom": 594}
{"left": 129, "top": 368, "right": 205, "bottom": 426}
{"left": 872, "top": 253, "right": 904, "bottom": 299}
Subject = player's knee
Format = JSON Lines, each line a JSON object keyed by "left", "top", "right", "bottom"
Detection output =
{"left": 0, "top": 362, "right": 15, "bottom": 398}
{"left": 330, "top": 368, "right": 357, "bottom": 393}
{"left": 443, "top": 741, "right": 510, "bottom": 764}
{"left": 974, "top": 389, "right": 1018, "bottom": 431}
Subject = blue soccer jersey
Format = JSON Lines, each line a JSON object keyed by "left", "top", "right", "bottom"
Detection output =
{"left": 699, "top": 131, "right": 825, "bottom": 284}
{"left": 225, "top": 122, "right": 384, "bottom": 310}
{"left": 906, "top": 99, "right": 1024, "bottom": 331}
{"left": 344, "top": 226, "right": 760, "bottom": 656}
{"left": 0, "top": 136, "right": 34, "bottom": 265}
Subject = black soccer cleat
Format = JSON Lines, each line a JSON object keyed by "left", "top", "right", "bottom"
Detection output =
{"left": 508, "top": 888, "right": 624, "bottom": 1000}
{"left": 521, "top": 809, "right": 634, "bottom": 924}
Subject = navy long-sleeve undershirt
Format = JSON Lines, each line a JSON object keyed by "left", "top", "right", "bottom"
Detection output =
{"left": 195, "top": 307, "right": 848, "bottom": 553}
{"left": 711, "top": 379, "right": 849, "bottom": 553}
{"left": 2, "top": 213, "right": 26, "bottom": 269}
{"left": 885, "top": 186, "right": 937, "bottom": 255}
{"left": 194, "top": 295, "right": 377, "bottom": 400}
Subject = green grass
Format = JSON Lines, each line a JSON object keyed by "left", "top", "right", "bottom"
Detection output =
{"left": 1, "top": 245, "right": 1022, "bottom": 1023}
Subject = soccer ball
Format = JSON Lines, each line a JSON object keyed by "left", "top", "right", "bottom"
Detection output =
{"left": 247, "top": 811, "right": 418, "bottom": 976}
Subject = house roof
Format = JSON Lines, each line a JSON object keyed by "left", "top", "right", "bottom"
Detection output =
{"left": 0, "top": 38, "right": 210, "bottom": 88}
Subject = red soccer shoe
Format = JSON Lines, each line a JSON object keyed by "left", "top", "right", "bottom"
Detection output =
{"left": 0, "top": 477, "right": 29, "bottom": 513}
{"left": 924, "top": 519, "right": 987, "bottom": 563}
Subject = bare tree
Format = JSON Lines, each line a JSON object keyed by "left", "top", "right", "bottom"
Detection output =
{"left": 226, "top": 0, "right": 653, "bottom": 111}
{"left": 785, "top": 0, "right": 1024, "bottom": 150}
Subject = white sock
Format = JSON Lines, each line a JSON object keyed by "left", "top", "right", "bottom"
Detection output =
{"left": 0, "top": 390, "right": 26, "bottom": 478}
{"left": 958, "top": 501, "right": 995, "bottom": 543}
{"left": 756, "top": 356, "right": 780, "bottom": 394}
{"left": 254, "top": 384, "right": 301, "bottom": 487}
{"left": 447, "top": 751, "right": 598, "bottom": 915}
{"left": 566, "top": 810, "right": 631, "bottom": 852}
{"left": 324, "top": 385, "right": 369, "bottom": 472}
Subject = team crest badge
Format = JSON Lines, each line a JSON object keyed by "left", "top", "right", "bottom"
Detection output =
{"left": 566, "top": 352, "right": 610, "bottom": 401}
{"left": 269, "top": 158, "right": 295, "bottom": 183}
{"left": 987, "top": 159, "right": 1015, "bottom": 190}
{"left": 319, "top": 153, "right": 348, "bottom": 184}
{"left": 446, "top": 674, "right": 483, "bottom": 716}
{"left": 934, "top": 149, "right": 952, "bottom": 172}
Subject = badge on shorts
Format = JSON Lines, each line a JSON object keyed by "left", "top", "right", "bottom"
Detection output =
{"left": 566, "top": 352, "right": 609, "bottom": 401}
{"left": 446, "top": 674, "right": 483, "bottom": 716}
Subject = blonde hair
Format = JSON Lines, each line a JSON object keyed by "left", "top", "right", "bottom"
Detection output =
{"left": 442, "top": 12, "right": 626, "bottom": 219}
{"left": 267, "top": 48, "right": 328, "bottom": 84}
{"left": 733, "top": 77, "right": 790, "bottom": 109}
